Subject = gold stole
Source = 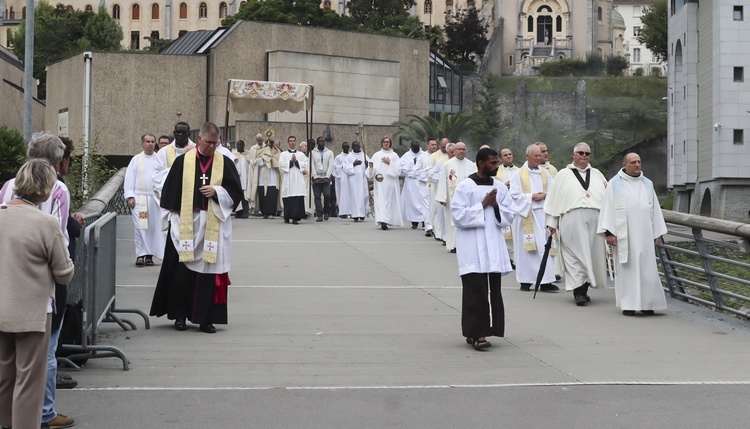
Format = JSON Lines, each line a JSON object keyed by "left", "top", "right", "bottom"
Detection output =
{"left": 136, "top": 152, "right": 149, "bottom": 229}
{"left": 178, "top": 149, "right": 224, "bottom": 264}
{"left": 166, "top": 145, "right": 177, "bottom": 167}
{"left": 519, "top": 166, "right": 548, "bottom": 252}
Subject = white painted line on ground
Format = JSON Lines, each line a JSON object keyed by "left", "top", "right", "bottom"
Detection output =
{"left": 68, "top": 380, "right": 750, "bottom": 392}
{"left": 117, "top": 284, "right": 538, "bottom": 290}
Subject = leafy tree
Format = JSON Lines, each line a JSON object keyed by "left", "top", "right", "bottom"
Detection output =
{"left": 222, "top": 0, "right": 354, "bottom": 29}
{"left": 346, "top": 0, "right": 415, "bottom": 31}
{"left": 444, "top": 7, "right": 488, "bottom": 72}
{"left": 392, "top": 112, "right": 474, "bottom": 144}
{"left": 469, "top": 74, "right": 503, "bottom": 148}
{"left": 636, "top": 0, "right": 668, "bottom": 62}
{"left": 604, "top": 54, "right": 629, "bottom": 76}
{"left": 0, "top": 126, "right": 27, "bottom": 186}
{"left": 143, "top": 37, "right": 173, "bottom": 53}
{"left": 8, "top": 2, "right": 123, "bottom": 99}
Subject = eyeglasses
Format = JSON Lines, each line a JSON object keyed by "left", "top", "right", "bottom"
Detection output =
{"left": 575, "top": 151, "right": 591, "bottom": 157}
{"left": 202, "top": 141, "right": 220, "bottom": 146}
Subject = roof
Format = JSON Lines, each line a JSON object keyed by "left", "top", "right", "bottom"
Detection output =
{"left": 0, "top": 45, "right": 23, "bottom": 71}
{"left": 161, "top": 28, "right": 229, "bottom": 55}
{"left": 612, "top": 9, "right": 625, "bottom": 27}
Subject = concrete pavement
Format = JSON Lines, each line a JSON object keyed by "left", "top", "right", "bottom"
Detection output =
{"left": 55, "top": 215, "right": 750, "bottom": 428}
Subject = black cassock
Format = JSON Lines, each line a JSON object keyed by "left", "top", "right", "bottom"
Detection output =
{"left": 150, "top": 151, "right": 243, "bottom": 325}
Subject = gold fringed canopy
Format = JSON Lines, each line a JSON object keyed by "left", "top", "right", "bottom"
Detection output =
{"left": 227, "top": 79, "right": 314, "bottom": 114}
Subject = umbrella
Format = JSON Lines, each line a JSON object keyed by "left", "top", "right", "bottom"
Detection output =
{"left": 533, "top": 235, "right": 554, "bottom": 299}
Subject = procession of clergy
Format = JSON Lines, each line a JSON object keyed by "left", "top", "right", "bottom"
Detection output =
{"left": 124, "top": 121, "right": 668, "bottom": 349}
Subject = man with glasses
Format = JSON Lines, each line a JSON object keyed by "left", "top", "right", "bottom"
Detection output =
{"left": 544, "top": 142, "right": 608, "bottom": 305}
{"left": 150, "top": 122, "right": 244, "bottom": 334}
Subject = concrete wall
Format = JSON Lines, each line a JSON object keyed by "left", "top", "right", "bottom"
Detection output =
{"left": 208, "top": 20, "right": 429, "bottom": 145}
{"left": 1, "top": 49, "right": 44, "bottom": 134}
{"left": 45, "top": 51, "right": 206, "bottom": 156}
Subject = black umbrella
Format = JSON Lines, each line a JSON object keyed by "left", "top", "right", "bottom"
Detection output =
{"left": 533, "top": 235, "right": 554, "bottom": 299}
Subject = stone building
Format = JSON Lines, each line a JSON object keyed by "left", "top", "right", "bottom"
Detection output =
{"left": 613, "top": 0, "right": 666, "bottom": 76}
{"left": 44, "top": 21, "right": 429, "bottom": 164}
{"left": 668, "top": 1, "right": 750, "bottom": 221}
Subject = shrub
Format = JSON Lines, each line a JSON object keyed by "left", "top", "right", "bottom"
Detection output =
{"left": 0, "top": 126, "right": 26, "bottom": 186}
{"left": 605, "top": 54, "right": 630, "bottom": 76}
{"left": 634, "top": 67, "right": 645, "bottom": 76}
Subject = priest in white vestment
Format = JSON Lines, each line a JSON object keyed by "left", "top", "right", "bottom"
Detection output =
{"left": 153, "top": 122, "right": 195, "bottom": 201}
{"left": 343, "top": 141, "right": 370, "bottom": 222}
{"left": 420, "top": 139, "right": 438, "bottom": 236}
{"left": 366, "top": 136, "right": 403, "bottom": 230}
{"left": 150, "top": 123, "right": 244, "bottom": 334}
{"left": 597, "top": 153, "right": 668, "bottom": 316}
{"left": 508, "top": 144, "right": 557, "bottom": 291}
{"left": 436, "top": 142, "right": 476, "bottom": 252}
{"left": 244, "top": 134, "right": 265, "bottom": 215}
{"left": 232, "top": 140, "right": 250, "bottom": 218}
{"left": 278, "top": 137, "right": 308, "bottom": 224}
{"left": 256, "top": 139, "right": 281, "bottom": 218}
{"left": 333, "top": 142, "right": 352, "bottom": 218}
{"left": 451, "top": 148, "right": 515, "bottom": 350}
{"left": 496, "top": 148, "right": 519, "bottom": 262}
{"left": 400, "top": 140, "right": 428, "bottom": 229}
{"left": 544, "top": 143, "right": 608, "bottom": 305}
{"left": 430, "top": 143, "right": 453, "bottom": 242}
{"left": 124, "top": 133, "right": 166, "bottom": 265}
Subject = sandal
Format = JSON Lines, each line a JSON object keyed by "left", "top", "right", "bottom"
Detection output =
{"left": 135, "top": 256, "right": 145, "bottom": 266}
{"left": 145, "top": 256, "right": 154, "bottom": 266}
{"left": 472, "top": 338, "right": 492, "bottom": 350}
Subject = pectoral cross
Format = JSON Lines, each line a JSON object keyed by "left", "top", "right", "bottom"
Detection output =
{"left": 207, "top": 242, "right": 215, "bottom": 252}
{"left": 200, "top": 173, "right": 209, "bottom": 186}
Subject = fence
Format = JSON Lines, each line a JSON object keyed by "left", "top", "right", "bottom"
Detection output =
{"left": 658, "top": 210, "right": 750, "bottom": 319}
{"left": 60, "top": 168, "right": 148, "bottom": 371}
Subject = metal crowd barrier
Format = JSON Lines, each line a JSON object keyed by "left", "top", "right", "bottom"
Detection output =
{"left": 657, "top": 210, "right": 750, "bottom": 319}
{"left": 60, "top": 169, "right": 148, "bottom": 371}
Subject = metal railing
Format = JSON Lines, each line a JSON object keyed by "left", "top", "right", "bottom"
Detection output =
{"left": 658, "top": 210, "right": 750, "bottom": 319}
{"left": 60, "top": 168, "right": 148, "bottom": 371}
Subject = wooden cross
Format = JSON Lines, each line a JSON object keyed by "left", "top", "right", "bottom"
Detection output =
{"left": 206, "top": 242, "right": 215, "bottom": 252}
{"left": 200, "top": 173, "right": 209, "bottom": 185}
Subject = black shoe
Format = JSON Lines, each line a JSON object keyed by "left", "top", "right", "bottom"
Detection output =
{"left": 441, "top": 240, "right": 446, "bottom": 246}
{"left": 324, "top": 213, "right": 329, "bottom": 220}
{"left": 574, "top": 294, "right": 587, "bottom": 306}
{"left": 316, "top": 216, "right": 323, "bottom": 222}
{"left": 354, "top": 218, "right": 359, "bottom": 223}
{"left": 292, "top": 220, "right": 299, "bottom": 225}
{"left": 540, "top": 283, "right": 560, "bottom": 292}
{"left": 510, "top": 259, "right": 516, "bottom": 270}
{"left": 235, "top": 211, "right": 249, "bottom": 219}
{"left": 641, "top": 310, "right": 655, "bottom": 315}
{"left": 520, "top": 283, "right": 531, "bottom": 292}
{"left": 380, "top": 222, "right": 388, "bottom": 230}
{"left": 622, "top": 310, "right": 636, "bottom": 316}
{"left": 411, "top": 222, "right": 418, "bottom": 229}
{"left": 284, "top": 219, "right": 290, "bottom": 224}
{"left": 174, "top": 318, "right": 187, "bottom": 331}
{"left": 449, "top": 248, "right": 456, "bottom": 253}
{"left": 340, "top": 215, "right": 348, "bottom": 219}
{"left": 555, "top": 274, "right": 562, "bottom": 282}
{"left": 56, "top": 373, "right": 78, "bottom": 389}
{"left": 199, "top": 324, "right": 217, "bottom": 333}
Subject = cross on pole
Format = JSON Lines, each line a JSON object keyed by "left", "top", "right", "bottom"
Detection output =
{"left": 200, "top": 174, "right": 209, "bottom": 185}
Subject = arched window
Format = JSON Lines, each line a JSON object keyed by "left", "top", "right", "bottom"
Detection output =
{"left": 556, "top": 15, "right": 562, "bottom": 32}
{"left": 597, "top": 7, "right": 602, "bottom": 21}
{"left": 132, "top": 4, "right": 140, "bottom": 20}
{"left": 8, "top": 6, "right": 13, "bottom": 19}
{"left": 323, "top": 0, "right": 331, "bottom": 8}
{"left": 467, "top": 0, "right": 474, "bottom": 9}
{"left": 199, "top": 2, "right": 207, "bottom": 19}
{"left": 152, "top": 3, "right": 159, "bottom": 19}
{"left": 446, "top": 0, "right": 453, "bottom": 15}
{"left": 22, "top": 6, "right": 26, "bottom": 19}
{"left": 537, "top": 5, "right": 551, "bottom": 13}
{"left": 179, "top": 2, "right": 187, "bottom": 19}
{"left": 113, "top": 4, "right": 121, "bottom": 19}
{"left": 219, "top": 2, "right": 227, "bottom": 17}
{"left": 240, "top": 1, "right": 246, "bottom": 6}
{"left": 85, "top": 4, "right": 93, "bottom": 12}
{"left": 527, "top": 16, "right": 533, "bottom": 32}
{"left": 424, "top": 0, "right": 432, "bottom": 14}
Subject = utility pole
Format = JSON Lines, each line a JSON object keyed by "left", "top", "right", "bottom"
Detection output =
{"left": 22, "top": 0, "right": 34, "bottom": 142}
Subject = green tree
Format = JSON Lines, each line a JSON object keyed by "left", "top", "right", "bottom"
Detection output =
{"left": 469, "top": 74, "right": 503, "bottom": 148}
{"left": 143, "top": 37, "right": 173, "bottom": 53}
{"left": 346, "top": 0, "right": 415, "bottom": 31}
{"left": 444, "top": 7, "right": 488, "bottom": 72}
{"left": 222, "top": 0, "right": 353, "bottom": 29}
{"left": 8, "top": 1, "right": 123, "bottom": 99}
{"left": 636, "top": 0, "right": 668, "bottom": 62}
{"left": 0, "top": 126, "right": 27, "bottom": 186}
{"left": 604, "top": 54, "right": 629, "bottom": 76}
{"left": 392, "top": 112, "right": 474, "bottom": 144}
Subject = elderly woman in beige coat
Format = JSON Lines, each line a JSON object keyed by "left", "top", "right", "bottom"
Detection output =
{"left": 0, "top": 159, "right": 74, "bottom": 429}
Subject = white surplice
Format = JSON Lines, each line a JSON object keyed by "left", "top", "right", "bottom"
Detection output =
{"left": 399, "top": 149, "right": 428, "bottom": 223}
{"left": 366, "top": 149, "right": 403, "bottom": 226}
{"left": 278, "top": 150, "right": 308, "bottom": 198}
{"left": 429, "top": 158, "right": 447, "bottom": 240}
{"left": 451, "top": 176, "right": 515, "bottom": 276}
{"left": 124, "top": 151, "right": 166, "bottom": 259}
{"left": 153, "top": 140, "right": 194, "bottom": 201}
{"left": 436, "top": 157, "right": 476, "bottom": 251}
{"left": 343, "top": 151, "right": 370, "bottom": 219}
{"left": 508, "top": 163, "right": 556, "bottom": 285}
{"left": 597, "top": 170, "right": 668, "bottom": 311}
{"left": 334, "top": 152, "right": 352, "bottom": 216}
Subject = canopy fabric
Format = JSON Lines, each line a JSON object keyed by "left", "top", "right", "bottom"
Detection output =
{"left": 228, "top": 79, "right": 313, "bottom": 114}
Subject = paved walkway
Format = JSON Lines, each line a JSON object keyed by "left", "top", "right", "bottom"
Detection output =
{"left": 56, "top": 215, "right": 750, "bottom": 428}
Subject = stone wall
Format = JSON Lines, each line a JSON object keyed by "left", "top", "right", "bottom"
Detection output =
{"left": 1, "top": 49, "right": 44, "bottom": 134}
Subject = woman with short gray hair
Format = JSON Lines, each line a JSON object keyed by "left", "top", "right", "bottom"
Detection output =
{"left": 0, "top": 159, "right": 74, "bottom": 429}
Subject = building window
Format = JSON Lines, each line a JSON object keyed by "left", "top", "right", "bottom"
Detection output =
{"left": 132, "top": 4, "right": 140, "bottom": 20}
{"left": 9, "top": 6, "right": 14, "bottom": 19}
{"left": 556, "top": 16, "right": 562, "bottom": 32}
{"left": 22, "top": 6, "right": 26, "bottom": 18}
{"left": 323, "top": 0, "right": 331, "bottom": 8}
{"left": 527, "top": 16, "right": 533, "bottom": 32}
{"left": 179, "top": 2, "right": 187, "bottom": 19}
{"left": 219, "top": 2, "right": 227, "bottom": 17}
{"left": 199, "top": 2, "right": 207, "bottom": 19}
{"left": 446, "top": 0, "right": 453, "bottom": 15}
{"left": 152, "top": 3, "right": 159, "bottom": 19}
{"left": 130, "top": 31, "right": 140, "bottom": 50}
{"left": 113, "top": 4, "right": 120, "bottom": 19}
{"left": 509, "top": 55, "right": 513, "bottom": 66}
{"left": 597, "top": 6, "right": 602, "bottom": 21}
{"left": 734, "top": 67, "right": 744, "bottom": 82}
{"left": 633, "top": 26, "right": 641, "bottom": 37}
{"left": 424, "top": 0, "right": 432, "bottom": 14}
{"left": 467, "top": 0, "right": 474, "bottom": 9}
{"left": 734, "top": 6, "right": 744, "bottom": 21}
{"left": 85, "top": 4, "right": 93, "bottom": 12}
{"left": 151, "top": 30, "right": 159, "bottom": 39}
{"left": 633, "top": 48, "right": 641, "bottom": 63}
{"left": 178, "top": 30, "right": 187, "bottom": 37}
{"left": 734, "top": 129, "right": 744, "bottom": 145}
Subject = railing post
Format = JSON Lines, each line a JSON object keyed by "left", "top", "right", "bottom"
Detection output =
{"left": 656, "top": 240, "right": 687, "bottom": 300}
{"left": 692, "top": 228, "right": 726, "bottom": 311}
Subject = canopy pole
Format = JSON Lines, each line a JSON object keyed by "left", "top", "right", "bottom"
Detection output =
{"left": 223, "top": 80, "right": 231, "bottom": 144}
